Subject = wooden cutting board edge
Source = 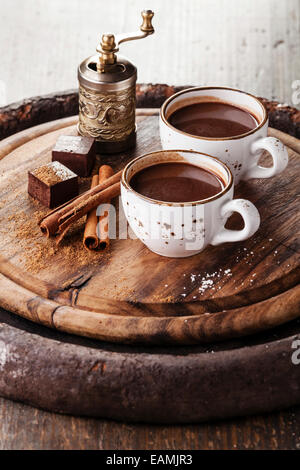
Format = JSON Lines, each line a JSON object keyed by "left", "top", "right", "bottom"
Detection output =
{"left": 0, "top": 270, "right": 299, "bottom": 345}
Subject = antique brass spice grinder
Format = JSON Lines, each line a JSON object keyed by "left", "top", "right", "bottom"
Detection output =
{"left": 78, "top": 10, "right": 155, "bottom": 153}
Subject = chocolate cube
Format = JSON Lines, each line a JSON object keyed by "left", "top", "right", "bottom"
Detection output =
{"left": 28, "top": 161, "right": 79, "bottom": 208}
{"left": 52, "top": 135, "right": 96, "bottom": 177}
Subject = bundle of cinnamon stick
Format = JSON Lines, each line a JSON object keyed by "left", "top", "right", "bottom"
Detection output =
{"left": 83, "top": 165, "right": 114, "bottom": 251}
{"left": 39, "top": 165, "right": 122, "bottom": 246}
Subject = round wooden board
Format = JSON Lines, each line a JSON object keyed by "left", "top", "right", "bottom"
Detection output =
{"left": 0, "top": 110, "right": 299, "bottom": 345}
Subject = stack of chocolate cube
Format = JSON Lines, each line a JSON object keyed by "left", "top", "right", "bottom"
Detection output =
{"left": 28, "top": 135, "right": 96, "bottom": 208}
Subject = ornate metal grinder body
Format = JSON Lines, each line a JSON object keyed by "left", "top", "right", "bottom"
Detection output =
{"left": 78, "top": 10, "right": 155, "bottom": 153}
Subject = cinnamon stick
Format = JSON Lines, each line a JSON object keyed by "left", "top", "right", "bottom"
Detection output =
{"left": 83, "top": 165, "right": 114, "bottom": 251}
{"left": 83, "top": 174, "right": 100, "bottom": 250}
{"left": 39, "top": 169, "right": 122, "bottom": 243}
{"left": 97, "top": 165, "right": 114, "bottom": 250}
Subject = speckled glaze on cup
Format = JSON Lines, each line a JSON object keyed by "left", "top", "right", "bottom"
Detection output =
{"left": 121, "top": 150, "right": 260, "bottom": 258}
{"left": 160, "top": 86, "right": 288, "bottom": 184}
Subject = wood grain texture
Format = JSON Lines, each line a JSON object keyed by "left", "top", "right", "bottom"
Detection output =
{"left": 0, "top": 395, "right": 299, "bottom": 450}
{"left": 0, "top": 305, "right": 299, "bottom": 424}
{"left": 0, "top": 111, "right": 299, "bottom": 344}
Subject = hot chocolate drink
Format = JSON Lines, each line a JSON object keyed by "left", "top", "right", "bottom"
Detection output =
{"left": 168, "top": 101, "right": 258, "bottom": 138}
{"left": 130, "top": 162, "right": 224, "bottom": 202}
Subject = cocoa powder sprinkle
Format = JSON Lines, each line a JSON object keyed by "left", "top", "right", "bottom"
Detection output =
{"left": 31, "top": 161, "right": 76, "bottom": 186}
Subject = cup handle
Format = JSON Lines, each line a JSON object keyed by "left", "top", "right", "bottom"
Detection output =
{"left": 211, "top": 199, "right": 260, "bottom": 245}
{"left": 242, "top": 136, "right": 289, "bottom": 180}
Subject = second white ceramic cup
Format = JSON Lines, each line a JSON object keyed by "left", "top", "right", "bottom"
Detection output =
{"left": 160, "top": 86, "right": 289, "bottom": 183}
{"left": 121, "top": 150, "right": 260, "bottom": 258}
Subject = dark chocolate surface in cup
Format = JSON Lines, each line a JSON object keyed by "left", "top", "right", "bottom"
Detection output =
{"left": 129, "top": 162, "right": 225, "bottom": 203}
{"left": 169, "top": 102, "right": 258, "bottom": 138}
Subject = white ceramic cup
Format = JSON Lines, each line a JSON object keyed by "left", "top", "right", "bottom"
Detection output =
{"left": 160, "top": 86, "right": 289, "bottom": 183}
{"left": 121, "top": 150, "right": 260, "bottom": 258}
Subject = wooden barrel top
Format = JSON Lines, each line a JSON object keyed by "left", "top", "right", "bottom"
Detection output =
{"left": 0, "top": 87, "right": 299, "bottom": 422}
{"left": 0, "top": 305, "right": 299, "bottom": 423}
